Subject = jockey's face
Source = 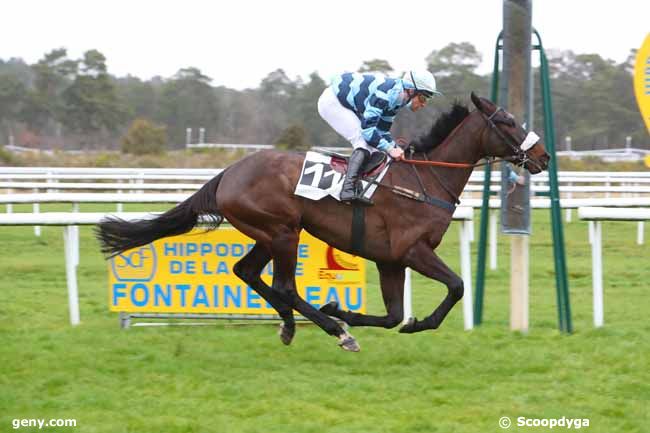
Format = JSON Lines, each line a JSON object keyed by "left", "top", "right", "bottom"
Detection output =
{"left": 405, "top": 90, "right": 429, "bottom": 112}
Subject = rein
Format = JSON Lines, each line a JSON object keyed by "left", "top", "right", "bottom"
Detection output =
{"left": 383, "top": 104, "right": 543, "bottom": 210}
{"left": 400, "top": 157, "right": 512, "bottom": 169}
{"left": 398, "top": 105, "right": 542, "bottom": 171}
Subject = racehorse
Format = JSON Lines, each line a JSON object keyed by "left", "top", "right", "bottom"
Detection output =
{"left": 97, "top": 92, "right": 549, "bottom": 352}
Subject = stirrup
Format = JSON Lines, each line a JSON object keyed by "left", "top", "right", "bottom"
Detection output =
{"left": 354, "top": 182, "right": 373, "bottom": 206}
{"left": 353, "top": 195, "right": 374, "bottom": 206}
{"left": 339, "top": 188, "right": 357, "bottom": 203}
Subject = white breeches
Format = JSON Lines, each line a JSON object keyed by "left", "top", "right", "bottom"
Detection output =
{"left": 317, "top": 87, "right": 379, "bottom": 154}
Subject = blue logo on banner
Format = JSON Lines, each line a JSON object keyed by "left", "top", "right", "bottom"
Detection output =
{"left": 110, "top": 244, "right": 157, "bottom": 282}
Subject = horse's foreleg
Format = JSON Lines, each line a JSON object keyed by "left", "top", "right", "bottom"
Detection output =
{"left": 320, "top": 262, "right": 405, "bottom": 329}
{"left": 399, "top": 242, "right": 464, "bottom": 333}
{"left": 270, "top": 228, "right": 359, "bottom": 351}
{"left": 232, "top": 243, "right": 296, "bottom": 345}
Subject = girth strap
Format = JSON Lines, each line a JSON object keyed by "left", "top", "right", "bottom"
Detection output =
{"left": 350, "top": 205, "right": 365, "bottom": 256}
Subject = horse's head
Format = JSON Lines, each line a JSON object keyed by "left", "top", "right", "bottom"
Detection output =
{"left": 470, "top": 92, "right": 550, "bottom": 174}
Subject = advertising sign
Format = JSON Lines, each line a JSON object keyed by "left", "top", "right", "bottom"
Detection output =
{"left": 633, "top": 34, "right": 650, "bottom": 134}
{"left": 109, "top": 228, "right": 366, "bottom": 315}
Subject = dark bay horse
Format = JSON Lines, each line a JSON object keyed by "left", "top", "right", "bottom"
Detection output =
{"left": 97, "top": 92, "right": 549, "bottom": 352}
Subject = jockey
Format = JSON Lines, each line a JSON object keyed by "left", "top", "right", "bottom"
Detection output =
{"left": 318, "top": 70, "right": 442, "bottom": 205}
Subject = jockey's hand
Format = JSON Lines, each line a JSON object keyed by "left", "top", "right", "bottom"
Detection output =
{"left": 388, "top": 147, "right": 404, "bottom": 160}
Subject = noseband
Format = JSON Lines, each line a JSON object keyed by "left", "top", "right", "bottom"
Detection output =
{"left": 481, "top": 107, "right": 544, "bottom": 172}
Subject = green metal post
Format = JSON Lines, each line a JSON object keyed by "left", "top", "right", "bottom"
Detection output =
{"left": 474, "top": 32, "right": 503, "bottom": 325}
{"left": 534, "top": 29, "right": 573, "bottom": 333}
{"left": 475, "top": 29, "right": 572, "bottom": 333}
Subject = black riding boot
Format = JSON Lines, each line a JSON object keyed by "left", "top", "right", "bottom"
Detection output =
{"left": 340, "top": 148, "right": 374, "bottom": 206}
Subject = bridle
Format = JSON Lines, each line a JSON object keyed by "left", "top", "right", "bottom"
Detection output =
{"left": 397, "top": 104, "right": 546, "bottom": 206}
{"left": 479, "top": 106, "right": 545, "bottom": 173}
{"left": 402, "top": 105, "right": 544, "bottom": 171}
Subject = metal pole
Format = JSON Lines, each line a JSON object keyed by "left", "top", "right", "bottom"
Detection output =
{"left": 403, "top": 268, "right": 413, "bottom": 324}
{"left": 503, "top": 0, "right": 532, "bottom": 332}
{"left": 186, "top": 128, "right": 192, "bottom": 148}
{"left": 489, "top": 210, "right": 498, "bottom": 270}
{"left": 591, "top": 221, "right": 604, "bottom": 327}
{"left": 460, "top": 221, "right": 474, "bottom": 330}
{"left": 473, "top": 31, "right": 503, "bottom": 325}
{"left": 63, "top": 226, "right": 80, "bottom": 325}
{"left": 34, "top": 200, "right": 41, "bottom": 237}
{"left": 536, "top": 33, "right": 572, "bottom": 332}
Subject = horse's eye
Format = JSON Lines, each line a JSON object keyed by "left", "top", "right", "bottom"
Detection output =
{"left": 501, "top": 116, "right": 515, "bottom": 127}
{"left": 497, "top": 117, "right": 515, "bottom": 127}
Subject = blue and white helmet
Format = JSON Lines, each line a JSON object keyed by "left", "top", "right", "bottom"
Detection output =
{"left": 402, "top": 70, "right": 443, "bottom": 97}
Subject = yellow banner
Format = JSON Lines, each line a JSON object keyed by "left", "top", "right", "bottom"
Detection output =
{"left": 108, "top": 228, "right": 366, "bottom": 315}
{"left": 634, "top": 33, "right": 650, "bottom": 135}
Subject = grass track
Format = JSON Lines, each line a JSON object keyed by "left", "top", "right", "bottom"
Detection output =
{"left": 1, "top": 207, "right": 648, "bottom": 432}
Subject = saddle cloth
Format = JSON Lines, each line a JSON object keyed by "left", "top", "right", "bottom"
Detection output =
{"left": 294, "top": 151, "right": 390, "bottom": 201}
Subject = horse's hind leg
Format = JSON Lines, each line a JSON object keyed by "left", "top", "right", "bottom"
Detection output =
{"left": 320, "top": 262, "right": 405, "bottom": 329}
{"left": 233, "top": 243, "right": 296, "bottom": 345}
{"left": 399, "top": 241, "right": 464, "bottom": 333}
{"left": 270, "top": 228, "right": 360, "bottom": 352}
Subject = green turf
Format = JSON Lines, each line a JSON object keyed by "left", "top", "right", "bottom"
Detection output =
{"left": 1, "top": 208, "right": 648, "bottom": 433}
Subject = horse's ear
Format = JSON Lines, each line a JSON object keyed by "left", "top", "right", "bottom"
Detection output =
{"left": 470, "top": 92, "right": 483, "bottom": 110}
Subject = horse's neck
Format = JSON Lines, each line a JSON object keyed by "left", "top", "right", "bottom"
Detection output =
{"left": 426, "top": 112, "right": 485, "bottom": 199}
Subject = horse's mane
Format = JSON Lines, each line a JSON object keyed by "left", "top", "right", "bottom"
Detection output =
{"left": 411, "top": 103, "right": 470, "bottom": 153}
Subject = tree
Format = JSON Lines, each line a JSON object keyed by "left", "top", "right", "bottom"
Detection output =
{"left": 115, "top": 75, "right": 159, "bottom": 120}
{"left": 0, "top": 74, "right": 26, "bottom": 123}
{"left": 425, "top": 42, "right": 488, "bottom": 101}
{"left": 0, "top": 73, "right": 26, "bottom": 141}
{"left": 156, "top": 67, "right": 219, "bottom": 147}
{"left": 22, "top": 49, "right": 77, "bottom": 132}
{"left": 61, "top": 50, "right": 127, "bottom": 135}
{"left": 33, "top": 48, "right": 77, "bottom": 94}
{"left": 255, "top": 69, "right": 299, "bottom": 144}
{"left": 540, "top": 50, "right": 648, "bottom": 150}
{"left": 274, "top": 124, "right": 310, "bottom": 151}
{"left": 288, "top": 72, "right": 342, "bottom": 147}
{"left": 358, "top": 59, "right": 394, "bottom": 74}
{"left": 260, "top": 68, "right": 296, "bottom": 99}
{"left": 121, "top": 118, "right": 167, "bottom": 155}
{"left": 426, "top": 42, "right": 482, "bottom": 77}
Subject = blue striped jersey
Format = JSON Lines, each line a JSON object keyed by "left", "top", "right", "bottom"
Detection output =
{"left": 330, "top": 72, "right": 410, "bottom": 151}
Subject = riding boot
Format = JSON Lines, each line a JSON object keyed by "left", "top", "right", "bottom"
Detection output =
{"left": 340, "top": 148, "right": 374, "bottom": 206}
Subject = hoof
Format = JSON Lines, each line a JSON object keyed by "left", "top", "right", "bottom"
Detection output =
{"left": 338, "top": 334, "right": 360, "bottom": 352}
{"left": 319, "top": 301, "right": 340, "bottom": 316}
{"left": 278, "top": 322, "right": 295, "bottom": 345}
{"left": 399, "top": 317, "right": 418, "bottom": 334}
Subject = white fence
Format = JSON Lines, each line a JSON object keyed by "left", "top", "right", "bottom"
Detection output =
{"left": 578, "top": 207, "right": 650, "bottom": 328}
{"left": 3, "top": 167, "right": 650, "bottom": 188}
{"left": 2, "top": 166, "right": 649, "bottom": 330}
{"left": 0, "top": 208, "right": 475, "bottom": 329}
{"left": 557, "top": 147, "right": 650, "bottom": 162}
{"left": 0, "top": 212, "right": 152, "bottom": 326}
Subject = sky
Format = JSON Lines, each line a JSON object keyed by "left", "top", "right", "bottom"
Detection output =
{"left": 2, "top": 0, "right": 648, "bottom": 89}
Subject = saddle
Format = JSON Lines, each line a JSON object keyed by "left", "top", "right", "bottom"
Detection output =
{"left": 316, "top": 149, "right": 388, "bottom": 177}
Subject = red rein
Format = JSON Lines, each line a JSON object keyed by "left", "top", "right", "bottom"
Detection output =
{"left": 395, "top": 137, "right": 477, "bottom": 168}
{"left": 400, "top": 158, "right": 476, "bottom": 168}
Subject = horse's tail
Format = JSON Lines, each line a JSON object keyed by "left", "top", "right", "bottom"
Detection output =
{"left": 96, "top": 171, "right": 226, "bottom": 258}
